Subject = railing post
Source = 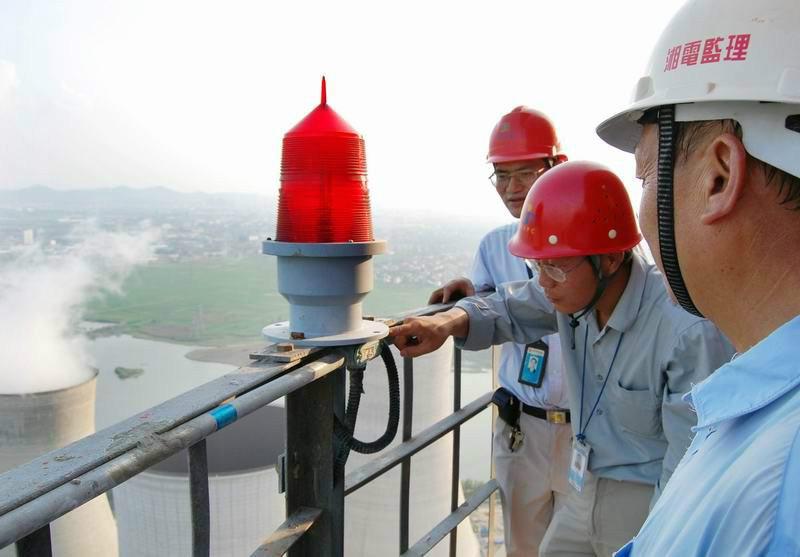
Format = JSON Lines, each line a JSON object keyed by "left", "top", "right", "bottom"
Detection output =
{"left": 487, "top": 344, "right": 501, "bottom": 557}
{"left": 15, "top": 524, "right": 52, "bottom": 557}
{"left": 286, "top": 364, "right": 345, "bottom": 557}
{"left": 399, "top": 356, "right": 414, "bottom": 554}
{"left": 188, "top": 439, "right": 211, "bottom": 557}
{"left": 449, "top": 347, "right": 462, "bottom": 557}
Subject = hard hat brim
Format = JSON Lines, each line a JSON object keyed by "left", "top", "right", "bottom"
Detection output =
{"left": 508, "top": 234, "right": 642, "bottom": 260}
{"left": 487, "top": 152, "right": 559, "bottom": 164}
{"left": 596, "top": 109, "right": 644, "bottom": 154}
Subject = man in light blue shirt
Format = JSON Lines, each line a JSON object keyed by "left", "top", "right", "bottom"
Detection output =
{"left": 596, "top": 0, "right": 800, "bottom": 554}
{"left": 429, "top": 107, "right": 571, "bottom": 556}
{"left": 391, "top": 161, "right": 734, "bottom": 556}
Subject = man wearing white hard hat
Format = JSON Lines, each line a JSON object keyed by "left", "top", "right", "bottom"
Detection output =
{"left": 596, "top": 0, "right": 800, "bottom": 555}
{"left": 429, "top": 107, "right": 572, "bottom": 556}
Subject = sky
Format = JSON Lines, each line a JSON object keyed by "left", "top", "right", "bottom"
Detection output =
{"left": 0, "top": 1, "right": 688, "bottom": 220}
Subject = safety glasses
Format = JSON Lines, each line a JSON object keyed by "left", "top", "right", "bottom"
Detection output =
{"left": 488, "top": 165, "right": 547, "bottom": 189}
{"left": 527, "top": 257, "right": 587, "bottom": 283}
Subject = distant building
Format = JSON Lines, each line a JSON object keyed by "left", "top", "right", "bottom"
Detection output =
{"left": 22, "top": 229, "right": 34, "bottom": 245}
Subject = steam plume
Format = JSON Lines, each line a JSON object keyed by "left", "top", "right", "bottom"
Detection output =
{"left": 0, "top": 224, "right": 158, "bottom": 394}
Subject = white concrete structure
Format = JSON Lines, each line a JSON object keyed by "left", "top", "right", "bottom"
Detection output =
{"left": 112, "top": 340, "right": 480, "bottom": 556}
{"left": 113, "top": 404, "right": 286, "bottom": 556}
{"left": 345, "top": 340, "right": 480, "bottom": 556}
{"left": 0, "top": 374, "right": 119, "bottom": 557}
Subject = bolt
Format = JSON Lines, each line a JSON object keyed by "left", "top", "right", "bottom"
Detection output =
{"left": 290, "top": 331, "right": 305, "bottom": 340}
{"left": 276, "top": 343, "right": 294, "bottom": 352}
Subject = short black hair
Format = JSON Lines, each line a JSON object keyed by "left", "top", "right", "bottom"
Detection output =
{"left": 640, "top": 108, "right": 800, "bottom": 211}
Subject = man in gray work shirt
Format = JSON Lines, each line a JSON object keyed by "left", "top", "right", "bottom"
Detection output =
{"left": 390, "top": 161, "right": 734, "bottom": 557}
{"left": 429, "top": 107, "right": 571, "bottom": 556}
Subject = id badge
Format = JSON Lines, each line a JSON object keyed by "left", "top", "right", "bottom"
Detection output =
{"left": 568, "top": 438, "right": 591, "bottom": 492}
{"left": 518, "top": 340, "right": 548, "bottom": 388}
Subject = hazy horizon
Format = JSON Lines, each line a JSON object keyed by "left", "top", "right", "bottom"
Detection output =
{"left": 0, "top": 1, "right": 690, "bottom": 220}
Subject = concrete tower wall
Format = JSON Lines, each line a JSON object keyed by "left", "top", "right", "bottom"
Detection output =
{"left": 113, "top": 404, "right": 286, "bottom": 556}
{"left": 114, "top": 468, "right": 284, "bottom": 556}
{"left": 344, "top": 340, "right": 481, "bottom": 556}
{"left": 111, "top": 341, "right": 480, "bottom": 556}
{"left": 0, "top": 375, "right": 119, "bottom": 557}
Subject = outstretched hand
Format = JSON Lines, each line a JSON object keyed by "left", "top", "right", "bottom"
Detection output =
{"left": 388, "top": 309, "right": 470, "bottom": 358}
{"left": 427, "top": 277, "right": 476, "bottom": 304}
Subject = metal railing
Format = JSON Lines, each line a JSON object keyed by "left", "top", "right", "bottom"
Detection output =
{"left": 0, "top": 302, "right": 499, "bottom": 556}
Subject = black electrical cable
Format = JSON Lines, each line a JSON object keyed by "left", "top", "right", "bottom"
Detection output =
{"left": 334, "top": 340, "right": 400, "bottom": 470}
{"left": 340, "top": 365, "right": 364, "bottom": 435}
{"left": 656, "top": 106, "right": 703, "bottom": 317}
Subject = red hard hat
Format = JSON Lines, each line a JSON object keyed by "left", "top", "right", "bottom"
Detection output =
{"left": 508, "top": 161, "right": 642, "bottom": 259}
{"left": 487, "top": 106, "right": 567, "bottom": 164}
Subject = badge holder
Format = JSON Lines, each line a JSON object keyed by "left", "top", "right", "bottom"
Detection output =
{"left": 518, "top": 339, "right": 548, "bottom": 388}
{"left": 569, "top": 439, "right": 592, "bottom": 493}
{"left": 568, "top": 438, "right": 591, "bottom": 492}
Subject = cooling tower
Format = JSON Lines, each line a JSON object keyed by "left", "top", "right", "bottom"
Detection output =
{"left": 345, "top": 339, "right": 481, "bottom": 556}
{"left": 112, "top": 404, "right": 286, "bottom": 556}
{"left": 112, "top": 340, "right": 480, "bottom": 556}
{"left": 0, "top": 373, "right": 119, "bottom": 557}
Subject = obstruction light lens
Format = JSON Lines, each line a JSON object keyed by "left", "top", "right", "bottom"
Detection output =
{"left": 275, "top": 78, "right": 374, "bottom": 243}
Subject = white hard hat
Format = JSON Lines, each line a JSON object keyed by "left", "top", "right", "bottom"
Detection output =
{"left": 597, "top": 0, "right": 800, "bottom": 178}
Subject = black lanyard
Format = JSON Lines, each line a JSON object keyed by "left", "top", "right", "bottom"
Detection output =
{"left": 576, "top": 323, "right": 625, "bottom": 443}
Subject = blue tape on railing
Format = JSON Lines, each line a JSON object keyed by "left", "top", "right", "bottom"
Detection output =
{"left": 210, "top": 404, "right": 238, "bottom": 430}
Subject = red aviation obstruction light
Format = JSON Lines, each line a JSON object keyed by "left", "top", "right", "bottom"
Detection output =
{"left": 276, "top": 77, "right": 373, "bottom": 243}
{"left": 262, "top": 78, "right": 388, "bottom": 346}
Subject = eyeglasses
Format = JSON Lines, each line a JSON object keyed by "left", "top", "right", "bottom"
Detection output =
{"left": 527, "top": 258, "right": 586, "bottom": 283}
{"left": 489, "top": 165, "right": 547, "bottom": 189}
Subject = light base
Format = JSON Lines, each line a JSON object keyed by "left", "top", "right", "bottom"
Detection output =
{"left": 262, "top": 319, "right": 388, "bottom": 347}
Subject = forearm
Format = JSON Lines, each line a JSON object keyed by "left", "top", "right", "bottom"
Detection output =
{"left": 455, "top": 282, "right": 557, "bottom": 349}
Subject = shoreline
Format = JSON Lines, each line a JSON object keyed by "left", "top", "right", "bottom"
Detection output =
{"left": 82, "top": 323, "right": 492, "bottom": 373}
{"left": 184, "top": 342, "right": 266, "bottom": 367}
{"left": 81, "top": 320, "right": 266, "bottom": 367}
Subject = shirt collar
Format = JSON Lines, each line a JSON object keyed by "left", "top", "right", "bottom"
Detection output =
{"left": 687, "top": 314, "right": 800, "bottom": 429}
{"left": 604, "top": 253, "right": 648, "bottom": 334}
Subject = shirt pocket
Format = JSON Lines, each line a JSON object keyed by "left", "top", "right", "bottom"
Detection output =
{"left": 609, "top": 381, "right": 662, "bottom": 438}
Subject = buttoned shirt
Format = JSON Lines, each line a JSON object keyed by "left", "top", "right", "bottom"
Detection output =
{"left": 616, "top": 314, "right": 800, "bottom": 557}
{"left": 470, "top": 223, "right": 568, "bottom": 409}
{"left": 455, "top": 253, "right": 734, "bottom": 491}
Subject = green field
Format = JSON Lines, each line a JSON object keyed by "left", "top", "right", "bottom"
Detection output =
{"left": 85, "top": 256, "right": 438, "bottom": 346}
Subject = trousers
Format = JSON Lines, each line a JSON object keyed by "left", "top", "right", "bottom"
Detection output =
{"left": 493, "top": 410, "right": 572, "bottom": 557}
{"left": 539, "top": 468, "right": 652, "bottom": 557}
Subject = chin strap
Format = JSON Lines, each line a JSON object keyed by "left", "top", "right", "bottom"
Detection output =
{"left": 567, "top": 255, "right": 626, "bottom": 349}
{"left": 656, "top": 105, "right": 703, "bottom": 317}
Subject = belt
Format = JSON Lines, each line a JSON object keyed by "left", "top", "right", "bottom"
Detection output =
{"left": 521, "top": 403, "right": 571, "bottom": 425}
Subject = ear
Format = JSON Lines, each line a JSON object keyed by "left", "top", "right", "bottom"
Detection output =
{"left": 602, "top": 252, "right": 626, "bottom": 275}
{"left": 700, "top": 133, "right": 747, "bottom": 225}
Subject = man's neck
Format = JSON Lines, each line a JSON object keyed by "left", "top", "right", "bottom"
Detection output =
{"left": 595, "top": 260, "right": 632, "bottom": 330}
{"left": 711, "top": 266, "right": 800, "bottom": 353}
{"left": 699, "top": 208, "right": 800, "bottom": 352}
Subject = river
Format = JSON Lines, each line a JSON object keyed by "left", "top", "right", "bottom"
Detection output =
{"left": 87, "top": 334, "right": 495, "bottom": 482}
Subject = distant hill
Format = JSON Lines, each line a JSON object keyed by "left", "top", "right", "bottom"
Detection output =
{"left": 0, "top": 186, "right": 274, "bottom": 213}
{"left": 0, "top": 185, "right": 510, "bottom": 231}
